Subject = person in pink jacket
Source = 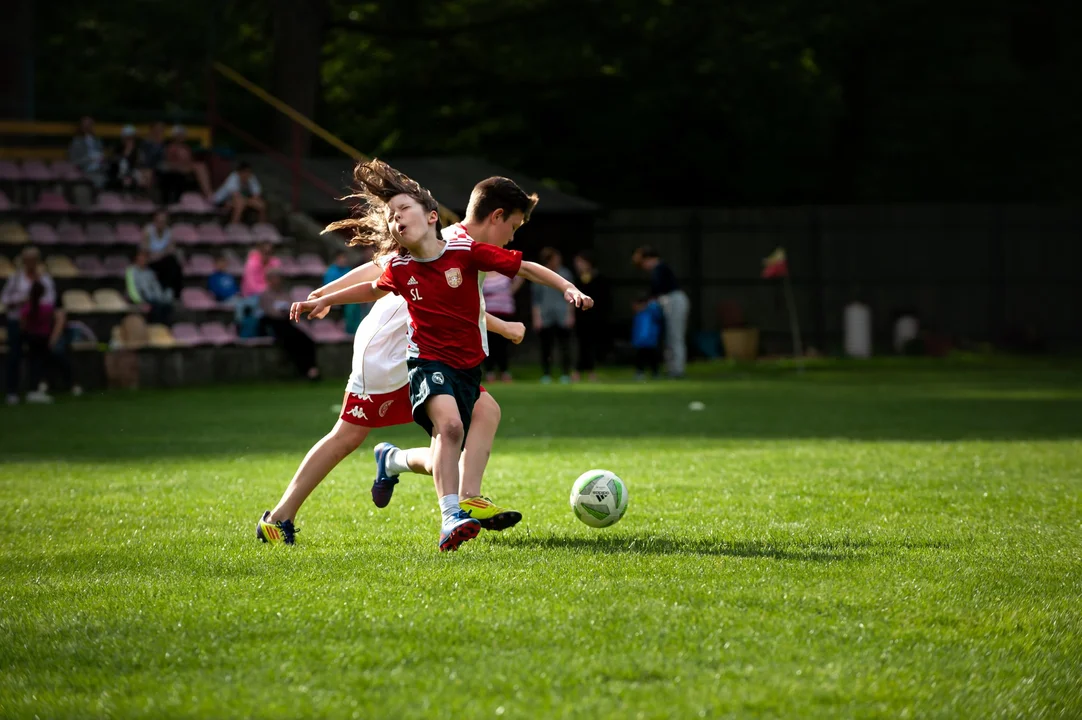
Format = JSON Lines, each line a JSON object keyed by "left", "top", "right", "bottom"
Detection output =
{"left": 241, "top": 241, "right": 281, "bottom": 297}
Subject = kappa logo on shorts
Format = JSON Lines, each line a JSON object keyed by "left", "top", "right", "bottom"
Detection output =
{"left": 347, "top": 406, "right": 368, "bottom": 420}
{"left": 378, "top": 399, "right": 395, "bottom": 417}
{"left": 444, "top": 268, "right": 462, "bottom": 288}
{"left": 432, "top": 372, "right": 445, "bottom": 385}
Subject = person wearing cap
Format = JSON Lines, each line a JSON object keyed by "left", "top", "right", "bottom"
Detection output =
{"left": 1, "top": 247, "right": 57, "bottom": 404}
{"left": 212, "top": 161, "right": 267, "bottom": 224}
{"left": 68, "top": 116, "right": 106, "bottom": 189}
{"left": 110, "top": 124, "right": 148, "bottom": 191}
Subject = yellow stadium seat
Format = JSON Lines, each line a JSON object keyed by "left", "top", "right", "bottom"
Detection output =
{"left": 0, "top": 222, "right": 29, "bottom": 245}
{"left": 92, "top": 288, "right": 129, "bottom": 312}
{"left": 46, "top": 254, "right": 79, "bottom": 278}
{"left": 0, "top": 255, "right": 15, "bottom": 278}
{"left": 62, "top": 289, "right": 95, "bottom": 313}
{"left": 146, "top": 324, "right": 176, "bottom": 349}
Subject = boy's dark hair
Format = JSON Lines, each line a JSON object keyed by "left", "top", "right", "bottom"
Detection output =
{"left": 238, "top": 161, "right": 251, "bottom": 172}
{"left": 323, "top": 158, "right": 439, "bottom": 257}
{"left": 467, "top": 177, "right": 539, "bottom": 224}
{"left": 539, "top": 246, "right": 561, "bottom": 265}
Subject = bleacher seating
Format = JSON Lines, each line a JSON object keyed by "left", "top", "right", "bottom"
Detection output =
{"left": 1, "top": 153, "right": 349, "bottom": 392}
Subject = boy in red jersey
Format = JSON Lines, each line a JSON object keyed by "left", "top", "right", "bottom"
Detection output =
{"left": 291, "top": 160, "right": 592, "bottom": 551}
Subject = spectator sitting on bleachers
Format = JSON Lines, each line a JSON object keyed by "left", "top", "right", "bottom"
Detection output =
{"left": 208, "top": 256, "right": 239, "bottom": 303}
{"left": 212, "top": 161, "right": 267, "bottom": 225}
{"left": 141, "top": 121, "right": 166, "bottom": 179}
{"left": 68, "top": 116, "right": 106, "bottom": 189}
{"left": 144, "top": 209, "right": 183, "bottom": 298}
{"left": 159, "top": 125, "right": 213, "bottom": 203}
{"left": 126, "top": 248, "right": 174, "bottom": 326}
{"left": 321, "top": 250, "right": 364, "bottom": 333}
{"left": 20, "top": 281, "right": 79, "bottom": 403}
{"left": 241, "top": 241, "right": 281, "bottom": 297}
{"left": 260, "top": 268, "right": 319, "bottom": 380}
{"left": 3, "top": 247, "right": 57, "bottom": 404}
{"left": 109, "top": 125, "right": 148, "bottom": 192}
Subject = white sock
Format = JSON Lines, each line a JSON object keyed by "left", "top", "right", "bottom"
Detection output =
{"left": 386, "top": 448, "right": 412, "bottom": 476}
{"left": 438, "top": 494, "right": 460, "bottom": 524}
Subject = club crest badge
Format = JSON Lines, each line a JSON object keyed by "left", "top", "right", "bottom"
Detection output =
{"left": 445, "top": 268, "right": 462, "bottom": 288}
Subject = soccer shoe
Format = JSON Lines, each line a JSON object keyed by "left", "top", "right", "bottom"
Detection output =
{"left": 459, "top": 496, "right": 522, "bottom": 531}
{"left": 438, "top": 511, "right": 481, "bottom": 552}
{"left": 256, "top": 511, "right": 297, "bottom": 545}
{"left": 371, "top": 442, "right": 401, "bottom": 508}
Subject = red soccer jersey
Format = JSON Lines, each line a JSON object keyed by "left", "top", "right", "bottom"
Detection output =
{"left": 376, "top": 237, "right": 523, "bottom": 369}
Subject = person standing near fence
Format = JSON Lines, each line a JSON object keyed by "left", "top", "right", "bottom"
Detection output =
{"left": 632, "top": 245, "right": 689, "bottom": 378}
{"left": 532, "top": 247, "right": 575, "bottom": 384}
{"left": 483, "top": 272, "right": 524, "bottom": 382}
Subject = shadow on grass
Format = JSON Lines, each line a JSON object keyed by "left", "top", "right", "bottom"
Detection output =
{"left": 487, "top": 532, "right": 951, "bottom": 561}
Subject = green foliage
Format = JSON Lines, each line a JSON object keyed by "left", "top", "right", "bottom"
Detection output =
{"left": 2, "top": 361, "right": 1081, "bottom": 717}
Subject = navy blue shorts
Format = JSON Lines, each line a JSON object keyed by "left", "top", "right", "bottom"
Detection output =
{"left": 406, "top": 358, "right": 483, "bottom": 441}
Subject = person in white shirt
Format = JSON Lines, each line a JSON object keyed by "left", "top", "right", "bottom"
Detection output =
{"left": 2, "top": 247, "right": 57, "bottom": 404}
{"left": 212, "top": 161, "right": 266, "bottom": 224}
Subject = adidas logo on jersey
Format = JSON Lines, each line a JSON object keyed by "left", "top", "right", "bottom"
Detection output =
{"left": 408, "top": 276, "right": 419, "bottom": 286}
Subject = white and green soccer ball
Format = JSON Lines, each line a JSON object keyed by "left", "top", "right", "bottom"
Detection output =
{"left": 570, "top": 470, "right": 629, "bottom": 528}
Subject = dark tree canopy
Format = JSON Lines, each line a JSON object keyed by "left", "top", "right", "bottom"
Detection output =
{"left": 26, "top": 0, "right": 1082, "bottom": 205}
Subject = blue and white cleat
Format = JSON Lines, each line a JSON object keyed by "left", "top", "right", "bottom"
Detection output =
{"left": 371, "top": 442, "right": 401, "bottom": 508}
{"left": 438, "top": 511, "right": 481, "bottom": 552}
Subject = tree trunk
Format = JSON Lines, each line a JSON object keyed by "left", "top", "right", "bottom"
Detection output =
{"left": 270, "top": 0, "right": 329, "bottom": 156}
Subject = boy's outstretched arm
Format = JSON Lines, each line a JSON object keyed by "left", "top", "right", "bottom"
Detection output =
{"left": 517, "top": 261, "right": 594, "bottom": 309}
{"left": 486, "top": 313, "right": 526, "bottom": 344}
{"left": 290, "top": 280, "right": 388, "bottom": 321}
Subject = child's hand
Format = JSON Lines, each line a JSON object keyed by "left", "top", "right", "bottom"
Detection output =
{"left": 290, "top": 298, "right": 327, "bottom": 321}
{"left": 304, "top": 289, "right": 330, "bottom": 319}
{"left": 565, "top": 286, "right": 593, "bottom": 309}
{"left": 506, "top": 322, "right": 526, "bottom": 345}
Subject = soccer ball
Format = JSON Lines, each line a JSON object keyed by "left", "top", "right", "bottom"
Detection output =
{"left": 570, "top": 470, "right": 629, "bottom": 528}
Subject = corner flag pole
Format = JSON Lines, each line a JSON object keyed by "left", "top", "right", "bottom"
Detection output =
{"left": 762, "top": 248, "right": 804, "bottom": 371}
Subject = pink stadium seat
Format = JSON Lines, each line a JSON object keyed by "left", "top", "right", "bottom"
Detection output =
{"left": 289, "top": 285, "right": 314, "bottom": 303}
{"left": 103, "top": 254, "right": 130, "bottom": 277}
{"left": 171, "top": 323, "right": 203, "bottom": 347}
{"left": 93, "top": 192, "right": 125, "bottom": 214}
{"left": 185, "top": 253, "right": 215, "bottom": 276}
{"left": 199, "top": 322, "right": 235, "bottom": 346}
{"left": 225, "top": 223, "right": 253, "bottom": 244}
{"left": 56, "top": 221, "right": 88, "bottom": 245}
{"left": 171, "top": 223, "right": 199, "bottom": 245}
{"left": 308, "top": 319, "right": 349, "bottom": 344}
{"left": 276, "top": 255, "right": 300, "bottom": 276}
{"left": 85, "top": 222, "right": 116, "bottom": 245}
{"left": 181, "top": 287, "right": 217, "bottom": 310}
{"left": 21, "top": 161, "right": 53, "bottom": 182}
{"left": 197, "top": 222, "right": 227, "bottom": 244}
{"left": 114, "top": 222, "right": 143, "bottom": 245}
{"left": 0, "top": 161, "right": 21, "bottom": 181}
{"left": 129, "top": 198, "right": 156, "bottom": 214}
{"left": 50, "top": 160, "right": 82, "bottom": 182}
{"left": 297, "top": 253, "right": 327, "bottom": 276}
{"left": 0, "top": 191, "right": 12, "bottom": 212}
{"left": 33, "top": 192, "right": 71, "bottom": 213}
{"left": 251, "top": 222, "right": 281, "bottom": 243}
{"left": 74, "top": 255, "right": 106, "bottom": 278}
{"left": 28, "top": 222, "right": 59, "bottom": 245}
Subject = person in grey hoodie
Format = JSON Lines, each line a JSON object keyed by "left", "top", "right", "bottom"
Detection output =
{"left": 531, "top": 247, "right": 576, "bottom": 383}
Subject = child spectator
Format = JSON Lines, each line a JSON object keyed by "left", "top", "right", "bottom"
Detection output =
{"left": 20, "top": 281, "right": 78, "bottom": 403}
{"left": 482, "top": 271, "right": 523, "bottom": 382}
{"left": 126, "top": 248, "right": 174, "bottom": 325}
{"left": 110, "top": 125, "right": 147, "bottom": 191}
{"left": 631, "top": 295, "right": 664, "bottom": 381}
{"left": 2, "top": 247, "right": 56, "bottom": 404}
{"left": 322, "top": 250, "right": 363, "bottom": 333}
{"left": 144, "top": 208, "right": 183, "bottom": 298}
{"left": 208, "top": 256, "right": 239, "bottom": 303}
{"left": 242, "top": 241, "right": 281, "bottom": 297}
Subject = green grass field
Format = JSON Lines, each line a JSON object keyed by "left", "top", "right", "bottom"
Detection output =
{"left": 2, "top": 359, "right": 1081, "bottom": 718}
